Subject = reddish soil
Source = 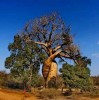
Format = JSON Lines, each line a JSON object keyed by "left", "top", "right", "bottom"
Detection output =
{"left": 0, "top": 88, "right": 99, "bottom": 100}
{"left": 0, "top": 88, "right": 40, "bottom": 100}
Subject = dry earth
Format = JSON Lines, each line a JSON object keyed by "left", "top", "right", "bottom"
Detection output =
{"left": 0, "top": 88, "right": 40, "bottom": 100}
{"left": 0, "top": 88, "right": 99, "bottom": 100}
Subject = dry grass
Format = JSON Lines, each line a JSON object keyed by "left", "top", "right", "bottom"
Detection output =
{"left": 37, "top": 88, "right": 99, "bottom": 100}
{"left": 38, "top": 88, "right": 61, "bottom": 99}
{"left": 0, "top": 88, "right": 99, "bottom": 100}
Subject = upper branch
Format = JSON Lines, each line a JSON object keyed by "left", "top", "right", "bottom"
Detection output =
{"left": 58, "top": 52, "right": 78, "bottom": 64}
{"left": 49, "top": 26, "right": 53, "bottom": 41}
{"left": 50, "top": 49, "right": 62, "bottom": 60}
{"left": 41, "top": 45, "right": 49, "bottom": 56}
{"left": 41, "top": 27, "right": 48, "bottom": 42}
{"left": 35, "top": 41, "right": 47, "bottom": 47}
{"left": 26, "top": 39, "right": 47, "bottom": 47}
{"left": 54, "top": 45, "right": 61, "bottom": 51}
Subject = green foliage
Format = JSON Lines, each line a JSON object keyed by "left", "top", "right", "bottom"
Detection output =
{"left": 31, "top": 75, "right": 44, "bottom": 87}
{"left": 5, "top": 13, "right": 92, "bottom": 89}
{"left": 48, "top": 76, "right": 63, "bottom": 88}
{"left": 5, "top": 34, "right": 46, "bottom": 88}
{"left": 59, "top": 63, "right": 93, "bottom": 91}
{"left": 92, "top": 76, "right": 99, "bottom": 86}
{"left": 48, "top": 76, "right": 57, "bottom": 88}
{"left": 56, "top": 75, "right": 63, "bottom": 88}
{"left": 0, "top": 71, "right": 8, "bottom": 87}
{"left": 90, "top": 89, "right": 99, "bottom": 97}
{"left": 5, "top": 73, "right": 25, "bottom": 89}
{"left": 76, "top": 56, "right": 91, "bottom": 67}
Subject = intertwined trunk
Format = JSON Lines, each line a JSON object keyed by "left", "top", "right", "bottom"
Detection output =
{"left": 47, "top": 61, "right": 58, "bottom": 83}
{"left": 42, "top": 56, "right": 58, "bottom": 87}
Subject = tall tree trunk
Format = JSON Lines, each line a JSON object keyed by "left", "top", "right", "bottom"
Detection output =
{"left": 42, "top": 49, "right": 61, "bottom": 87}
{"left": 47, "top": 61, "right": 58, "bottom": 81}
{"left": 42, "top": 58, "right": 58, "bottom": 87}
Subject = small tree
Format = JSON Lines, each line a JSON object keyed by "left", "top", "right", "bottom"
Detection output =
{"left": 5, "top": 35, "right": 45, "bottom": 89}
{"left": 92, "top": 76, "right": 99, "bottom": 87}
{"left": 59, "top": 63, "right": 93, "bottom": 92}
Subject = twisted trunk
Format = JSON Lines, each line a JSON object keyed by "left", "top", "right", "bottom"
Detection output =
{"left": 42, "top": 57, "right": 58, "bottom": 87}
{"left": 47, "top": 61, "right": 58, "bottom": 82}
{"left": 42, "top": 48, "right": 62, "bottom": 87}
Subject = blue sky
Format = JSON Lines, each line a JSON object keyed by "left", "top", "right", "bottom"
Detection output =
{"left": 0, "top": 0, "right": 99, "bottom": 76}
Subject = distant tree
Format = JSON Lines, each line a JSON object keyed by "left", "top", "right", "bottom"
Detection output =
{"left": 0, "top": 71, "right": 8, "bottom": 87}
{"left": 20, "top": 13, "right": 86, "bottom": 87}
{"left": 74, "top": 66, "right": 93, "bottom": 91}
{"left": 31, "top": 74, "right": 44, "bottom": 87}
{"left": 92, "top": 76, "right": 99, "bottom": 86}
{"left": 59, "top": 63, "right": 75, "bottom": 89}
{"left": 59, "top": 63, "right": 93, "bottom": 91}
{"left": 76, "top": 56, "right": 91, "bottom": 67}
{"left": 5, "top": 35, "right": 46, "bottom": 89}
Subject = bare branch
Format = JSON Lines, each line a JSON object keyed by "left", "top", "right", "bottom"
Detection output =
{"left": 59, "top": 52, "right": 78, "bottom": 64}
{"left": 37, "top": 33, "right": 42, "bottom": 42}
{"left": 41, "top": 27, "right": 48, "bottom": 42}
{"left": 50, "top": 50, "right": 62, "bottom": 60}
{"left": 59, "top": 52, "right": 70, "bottom": 58}
{"left": 49, "top": 26, "right": 53, "bottom": 41}
{"left": 26, "top": 39, "right": 47, "bottom": 47}
{"left": 41, "top": 45, "right": 49, "bottom": 56}
{"left": 54, "top": 45, "right": 61, "bottom": 51}
{"left": 35, "top": 41, "right": 47, "bottom": 46}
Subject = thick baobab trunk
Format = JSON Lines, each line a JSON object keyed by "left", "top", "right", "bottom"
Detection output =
{"left": 42, "top": 49, "right": 61, "bottom": 87}
{"left": 42, "top": 58, "right": 58, "bottom": 88}
{"left": 47, "top": 61, "right": 58, "bottom": 83}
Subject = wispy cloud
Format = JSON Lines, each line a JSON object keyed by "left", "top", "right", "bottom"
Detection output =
{"left": 97, "top": 41, "right": 99, "bottom": 45}
{"left": 92, "top": 53, "right": 99, "bottom": 58}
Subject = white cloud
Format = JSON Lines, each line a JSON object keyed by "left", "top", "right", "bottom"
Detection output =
{"left": 92, "top": 53, "right": 99, "bottom": 58}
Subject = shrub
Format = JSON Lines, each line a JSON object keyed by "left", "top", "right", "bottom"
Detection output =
{"left": 0, "top": 71, "right": 8, "bottom": 87}
{"left": 39, "top": 88, "right": 60, "bottom": 99}
{"left": 6, "top": 80, "right": 24, "bottom": 89}
{"left": 48, "top": 77, "right": 57, "bottom": 88}
{"left": 90, "top": 89, "right": 99, "bottom": 97}
{"left": 48, "top": 76, "right": 63, "bottom": 88}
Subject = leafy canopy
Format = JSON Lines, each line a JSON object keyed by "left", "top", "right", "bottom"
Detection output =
{"left": 59, "top": 63, "right": 93, "bottom": 91}
{"left": 5, "top": 34, "right": 46, "bottom": 87}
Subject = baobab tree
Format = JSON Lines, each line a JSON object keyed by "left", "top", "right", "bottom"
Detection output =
{"left": 21, "top": 13, "right": 85, "bottom": 87}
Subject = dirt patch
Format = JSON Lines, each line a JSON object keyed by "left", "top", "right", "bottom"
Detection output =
{"left": 0, "top": 88, "right": 40, "bottom": 100}
{"left": 0, "top": 88, "right": 99, "bottom": 100}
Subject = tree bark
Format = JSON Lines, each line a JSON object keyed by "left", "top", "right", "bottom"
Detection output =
{"left": 42, "top": 58, "right": 58, "bottom": 88}
{"left": 42, "top": 49, "right": 61, "bottom": 88}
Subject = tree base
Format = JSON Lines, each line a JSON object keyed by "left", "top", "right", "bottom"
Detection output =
{"left": 46, "top": 61, "right": 58, "bottom": 87}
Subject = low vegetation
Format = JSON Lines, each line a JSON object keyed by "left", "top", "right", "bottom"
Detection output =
{"left": 38, "top": 88, "right": 60, "bottom": 99}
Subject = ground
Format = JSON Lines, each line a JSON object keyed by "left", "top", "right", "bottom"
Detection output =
{"left": 0, "top": 88, "right": 99, "bottom": 100}
{"left": 0, "top": 88, "right": 40, "bottom": 100}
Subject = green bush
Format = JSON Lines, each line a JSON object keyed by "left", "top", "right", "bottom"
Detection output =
{"left": 48, "top": 77, "right": 57, "bottom": 88}
{"left": 48, "top": 76, "right": 63, "bottom": 89}
{"left": 6, "top": 80, "right": 24, "bottom": 89}
{"left": 59, "top": 63, "right": 93, "bottom": 91}
{"left": 0, "top": 71, "right": 8, "bottom": 87}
